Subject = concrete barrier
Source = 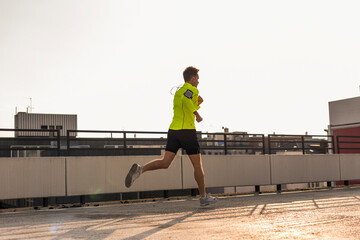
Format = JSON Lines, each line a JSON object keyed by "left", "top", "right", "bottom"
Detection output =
{"left": 66, "top": 155, "right": 182, "bottom": 196}
{"left": 0, "top": 157, "right": 65, "bottom": 200}
{"left": 339, "top": 154, "right": 360, "bottom": 180}
{"left": 2, "top": 154, "right": 360, "bottom": 201}
{"left": 182, "top": 155, "right": 271, "bottom": 189}
{"left": 270, "top": 155, "right": 341, "bottom": 184}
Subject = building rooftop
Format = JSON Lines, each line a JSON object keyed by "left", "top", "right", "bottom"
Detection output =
{"left": 1, "top": 186, "right": 360, "bottom": 239}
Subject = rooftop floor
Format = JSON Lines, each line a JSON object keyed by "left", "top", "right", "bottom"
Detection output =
{"left": 1, "top": 186, "right": 360, "bottom": 239}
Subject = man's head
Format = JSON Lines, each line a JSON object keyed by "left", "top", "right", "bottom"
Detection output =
{"left": 183, "top": 66, "right": 199, "bottom": 87}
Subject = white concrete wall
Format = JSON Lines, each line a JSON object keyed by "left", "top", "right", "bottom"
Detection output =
{"left": 2, "top": 154, "right": 360, "bottom": 200}
{"left": 270, "top": 155, "right": 341, "bottom": 184}
{"left": 0, "top": 157, "right": 65, "bottom": 200}
{"left": 66, "top": 155, "right": 182, "bottom": 196}
{"left": 339, "top": 154, "right": 360, "bottom": 180}
{"left": 182, "top": 155, "right": 271, "bottom": 189}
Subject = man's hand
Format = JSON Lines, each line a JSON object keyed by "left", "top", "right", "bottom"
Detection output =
{"left": 194, "top": 111, "right": 203, "bottom": 123}
{"left": 198, "top": 95, "right": 203, "bottom": 106}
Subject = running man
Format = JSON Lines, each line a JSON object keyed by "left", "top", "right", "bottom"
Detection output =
{"left": 125, "top": 66, "right": 217, "bottom": 207}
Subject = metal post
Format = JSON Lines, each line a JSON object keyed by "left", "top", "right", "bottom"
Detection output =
{"left": 66, "top": 130, "right": 70, "bottom": 156}
{"left": 336, "top": 136, "right": 340, "bottom": 154}
{"left": 301, "top": 136, "right": 305, "bottom": 155}
{"left": 268, "top": 135, "right": 272, "bottom": 155}
{"left": 331, "top": 136, "right": 335, "bottom": 154}
{"left": 56, "top": 129, "right": 61, "bottom": 156}
{"left": 43, "top": 198, "right": 49, "bottom": 207}
{"left": 224, "top": 134, "right": 228, "bottom": 155}
{"left": 262, "top": 135, "right": 266, "bottom": 154}
{"left": 123, "top": 132, "right": 127, "bottom": 155}
{"left": 80, "top": 195, "right": 86, "bottom": 205}
{"left": 191, "top": 189, "right": 198, "bottom": 196}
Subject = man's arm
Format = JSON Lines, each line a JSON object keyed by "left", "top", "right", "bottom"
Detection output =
{"left": 198, "top": 96, "right": 203, "bottom": 106}
{"left": 183, "top": 89, "right": 203, "bottom": 122}
{"left": 194, "top": 111, "right": 203, "bottom": 123}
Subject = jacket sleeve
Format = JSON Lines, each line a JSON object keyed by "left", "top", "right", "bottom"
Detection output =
{"left": 183, "top": 87, "right": 200, "bottom": 113}
{"left": 183, "top": 96, "right": 198, "bottom": 113}
{"left": 193, "top": 93, "right": 200, "bottom": 110}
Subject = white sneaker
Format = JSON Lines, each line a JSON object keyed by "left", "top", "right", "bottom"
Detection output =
{"left": 125, "top": 163, "right": 142, "bottom": 188}
{"left": 200, "top": 193, "right": 218, "bottom": 206}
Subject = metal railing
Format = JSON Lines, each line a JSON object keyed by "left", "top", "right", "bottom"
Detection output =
{"left": 336, "top": 136, "right": 360, "bottom": 154}
{"left": 268, "top": 134, "right": 334, "bottom": 154}
{"left": 199, "top": 133, "right": 265, "bottom": 155}
{"left": 66, "top": 130, "right": 168, "bottom": 156}
{"left": 0, "top": 129, "right": 61, "bottom": 157}
{"left": 2, "top": 128, "right": 360, "bottom": 157}
{"left": 66, "top": 130, "right": 265, "bottom": 156}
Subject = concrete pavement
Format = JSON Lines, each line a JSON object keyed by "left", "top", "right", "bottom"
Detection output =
{"left": 1, "top": 186, "right": 360, "bottom": 239}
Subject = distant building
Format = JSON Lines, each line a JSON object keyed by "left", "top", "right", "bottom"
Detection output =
{"left": 202, "top": 131, "right": 264, "bottom": 155}
{"left": 14, "top": 112, "right": 77, "bottom": 137}
{"left": 329, "top": 96, "right": 360, "bottom": 185}
{"left": 329, "top": 96, "right": 360, "bottom": 153}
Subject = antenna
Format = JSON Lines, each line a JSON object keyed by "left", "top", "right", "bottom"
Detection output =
{"left": 26, "top": 97, "right": 34, "bottom": 113}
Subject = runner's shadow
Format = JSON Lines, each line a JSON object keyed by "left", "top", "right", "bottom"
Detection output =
{"left": 123, "top": 209, "right": 204, "bottom": 240}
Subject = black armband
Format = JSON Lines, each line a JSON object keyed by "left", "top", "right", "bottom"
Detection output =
{"left": 184, "top": 89, "right": 193, "bottom": 99}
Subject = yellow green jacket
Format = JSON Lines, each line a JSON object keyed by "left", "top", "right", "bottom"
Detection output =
{"left": 169, "top": 83, "right": 200, "bottom": 130}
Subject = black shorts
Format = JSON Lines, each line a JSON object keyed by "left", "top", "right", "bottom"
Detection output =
{"left": 165, "top": 129, "right": 200, "bottom": 155}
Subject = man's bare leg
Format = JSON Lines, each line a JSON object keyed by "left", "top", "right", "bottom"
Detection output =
{"left": 125, "top": 151, "right": 176, "bottom": 188}
{"left": 188, "top": 153, "right": 206, "bottom": 197}
{"left": 142, "top": 151, "right": 176, "bottom": 173}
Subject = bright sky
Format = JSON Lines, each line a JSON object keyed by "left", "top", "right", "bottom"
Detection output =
{"left": 1, "top": 0, "right": 359, "bottom": 136}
